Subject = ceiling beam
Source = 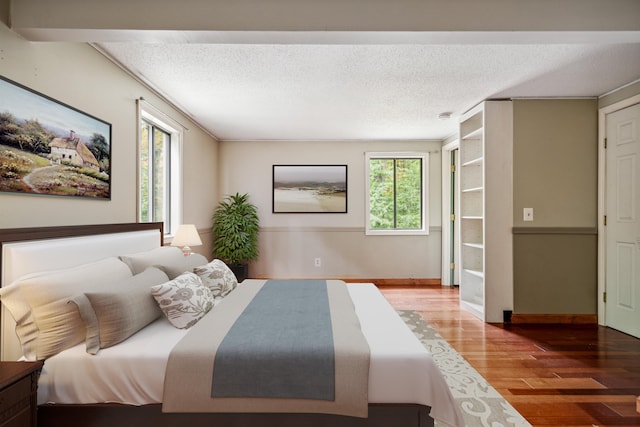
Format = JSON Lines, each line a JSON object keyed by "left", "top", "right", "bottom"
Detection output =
{"left": 10, "top": 0, "right": 640, "bottom": 42}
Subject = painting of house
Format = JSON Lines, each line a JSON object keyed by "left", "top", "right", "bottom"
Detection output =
{"left": 49, "top": 130, "right": 100, "bottom": 170}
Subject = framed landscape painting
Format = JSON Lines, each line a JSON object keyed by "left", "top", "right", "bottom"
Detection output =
{"left": 273, "top": 165, "right": 347, "bottom": 213}
{"left": 0, "top": 75, "right": 112, "bottom": 199}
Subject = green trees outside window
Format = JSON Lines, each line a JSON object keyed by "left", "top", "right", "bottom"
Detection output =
{"left": 366, "top": 152, "right": 428, "bottom": 235}
{"left": 140, "top": 120, "right": 170, "bottom": 228}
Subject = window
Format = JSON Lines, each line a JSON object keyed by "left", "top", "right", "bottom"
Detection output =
{"left": 138, "top": 101, "right": 183, "bottom": 237}
{"left": 365, "top": 152, "right": 428, "bottom": 235}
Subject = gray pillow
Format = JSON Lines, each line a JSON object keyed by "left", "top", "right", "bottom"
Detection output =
{"left": 159, "top": 253, "right": 209, "bottom": 279}
{"left": 118, "top": 246, "right": 181, "bottom": 274}
{"left": 71, "top": 267, "right": 169, "bottom": 354}
{"left": 119, "top": 246, "right": 208, "bottom": 279}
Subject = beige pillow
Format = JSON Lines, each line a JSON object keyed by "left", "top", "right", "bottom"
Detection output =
{"left": 5, "top": 257, "right": 133, "bottom": 360}
{"left": 119, "top": 246, "right": 208, "bottom": 279}
{"left": 0, "top": 284, "right": 35, "bottom": 356}
{"left": 193, "top": 259, "right": 238, "bottom": 298}
{"left": 71, "top": 267, "right": 169, "bottom": 354}
{"left": 159, "top": 253, "right": 208, "bottom": 279}
{"left": 150, "top": 272, "right": 214, "bottom": 329}
{"left": 119, "top": 246, "right": 183, "bottom": 274}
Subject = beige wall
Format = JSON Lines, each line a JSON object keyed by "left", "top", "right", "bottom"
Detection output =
{"left": 219, "top": 140, "right": 443, "bottom": 279}
{"left": 512, "top": 99, "right": 598, "bottom": 314}
{"left": 0, "top": 19, "right": 219, "bottom": 256}
{"left": 0, "top": 4, "right": 443, "bottom": 280}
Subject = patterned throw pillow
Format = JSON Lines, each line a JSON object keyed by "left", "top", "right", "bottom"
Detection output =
{"left": 150, "top": 272, "right": 214, "bottom": 329}
{"left": 193, "top": 259, "right": 238, "bottom": 299}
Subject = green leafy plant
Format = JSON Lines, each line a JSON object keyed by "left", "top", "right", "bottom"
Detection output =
{"left": 212, "top": 192, "right": 260, "bottom": 265}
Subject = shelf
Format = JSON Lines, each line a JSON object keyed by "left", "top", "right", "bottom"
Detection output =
{"left": 463, "top": 242, "right": 484, "bottom": 249}
{"left": 462, "top": 186, "right": 483, "bottom": 193}
{"left": 462, "top": 157, "right": 483, "bottom": 167}
{"left": 463, "top": 268, "right": 484, "bottom": 279}
{"left": 461, "top": 216, "right": 483, "bottom": 220}
{"left": 461, "top": 126, "right": 483, "bottom": 140}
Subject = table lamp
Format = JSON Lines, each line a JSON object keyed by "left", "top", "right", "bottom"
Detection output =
{"left": 171, "top": 224, "right": 202, "bottom": 256}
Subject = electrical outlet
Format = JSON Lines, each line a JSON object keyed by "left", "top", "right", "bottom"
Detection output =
{"left": 314, "top": 258, "right": 321, "bottom": 267}
{"left": 523, "top": 208, "right": 534, "bottom": 221}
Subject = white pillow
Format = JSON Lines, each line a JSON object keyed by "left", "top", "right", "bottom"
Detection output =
{"left": 193, "top": 259, "right": 238, "bottom": 298}
{"left": 1, "top": 257, "right": 133, "bottom": 360}
{"left": 150, "top": 272, "right": 214, "bottom": 329}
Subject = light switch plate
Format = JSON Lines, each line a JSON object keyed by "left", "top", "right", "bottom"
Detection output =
{"left": 523, "top": 208, "right": 534, "bottom": 221}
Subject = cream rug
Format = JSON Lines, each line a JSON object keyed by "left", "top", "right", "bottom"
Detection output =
{"left": 398, "top": 310, "right": 531, "bottom": 427}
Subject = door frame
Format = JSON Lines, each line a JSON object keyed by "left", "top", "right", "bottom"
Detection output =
{"left": 441, "top": 139, "right": 460, "bottom": 286}
{"left": 597, "top": 93, "right": 640, "bottom": 325}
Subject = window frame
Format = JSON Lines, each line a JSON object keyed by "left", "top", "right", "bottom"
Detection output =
{"left": 137, "top": 100, "right": 183, "bottom": 238}
{"left": 365, "top": 151, "right": 429, "bottom": 236}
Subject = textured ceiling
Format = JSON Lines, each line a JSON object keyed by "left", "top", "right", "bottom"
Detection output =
{"left": 97, "top": 35, "right": 640, "bottom": 141}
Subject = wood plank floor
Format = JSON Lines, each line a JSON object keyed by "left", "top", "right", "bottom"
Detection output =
{"left": 379, "top": 285, "right": 640, "bottom": 427}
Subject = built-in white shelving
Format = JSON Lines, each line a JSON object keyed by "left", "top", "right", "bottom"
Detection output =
{"left": 458, "top": 100, "right": 514, "bottom": 323}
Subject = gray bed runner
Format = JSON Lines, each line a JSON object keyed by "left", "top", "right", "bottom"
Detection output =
{"left": 162, "top": 279, "right": 370, "bottom": 418}
{"left": 211, "top": 279, "right": 335, "bottom": 400}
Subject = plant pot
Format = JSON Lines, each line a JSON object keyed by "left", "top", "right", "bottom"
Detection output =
{"left": 229, "top": 263, "right": 248, "bottom": 282}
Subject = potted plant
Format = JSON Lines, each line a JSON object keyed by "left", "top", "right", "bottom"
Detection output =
{"left": 212, "top": 192, "right": 260, "bottom": 281}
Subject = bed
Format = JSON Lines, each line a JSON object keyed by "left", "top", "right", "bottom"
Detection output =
{"left": 0, "top": 222, "right": 463, "bottom": 427}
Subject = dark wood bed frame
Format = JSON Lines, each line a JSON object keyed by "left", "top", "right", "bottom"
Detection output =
{"left": 0, "top": 222, "right": 434, "bottom": 427}
{"left": 37, "top": 403, "right": 433, "bottom": 427}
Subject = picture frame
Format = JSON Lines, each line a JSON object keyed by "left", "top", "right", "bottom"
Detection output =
{"left": 0, "top": 75, "right": 112, "bottom": 199}
{"left": 273, "top": 165, "right": 347, "bottom": 213}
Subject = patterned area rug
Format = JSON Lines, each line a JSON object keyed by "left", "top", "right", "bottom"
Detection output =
{"left": 398, "top": 310, "right": 531, "bottom": 427}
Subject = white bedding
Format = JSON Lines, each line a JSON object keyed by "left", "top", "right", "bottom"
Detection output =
{"left": 38, "top": 281, "right": 463, "bottom": 427}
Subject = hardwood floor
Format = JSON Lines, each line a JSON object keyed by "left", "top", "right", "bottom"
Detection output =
{"left": 379, "top": 285, "right": 640, "bottom": 427}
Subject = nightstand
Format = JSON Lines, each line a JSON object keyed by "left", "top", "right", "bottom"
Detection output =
{"left": 0, "top": 361, "right": 43, "bottom": 427}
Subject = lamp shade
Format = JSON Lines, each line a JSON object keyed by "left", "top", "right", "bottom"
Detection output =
{"left": 171, "top": 224, "right": 202, "bottom": 248}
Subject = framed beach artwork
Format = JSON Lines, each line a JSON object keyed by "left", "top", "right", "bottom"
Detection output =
{"left": 0, "top": 75, "right": 112, "bottom": 199}
{"left": 273, "top": 165, "right": 348, "bottom": 213}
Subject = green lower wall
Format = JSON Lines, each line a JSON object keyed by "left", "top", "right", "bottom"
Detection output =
{"left": 513, "top": 231, "right": 597, "bottom": 314}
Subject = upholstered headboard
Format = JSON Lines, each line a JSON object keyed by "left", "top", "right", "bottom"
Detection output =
{"left": 0, "top": 223, "right": 163, "bottom": 361}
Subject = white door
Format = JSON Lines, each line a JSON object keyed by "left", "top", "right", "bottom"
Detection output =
{"left": 605, "top": 102, "right": 640, "bottom": 338}
{"left": 452, "top": 148, "right": 460, "bottom": 286}
{"left": 441, "top": 142, "right": 460, "bottom": 287}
